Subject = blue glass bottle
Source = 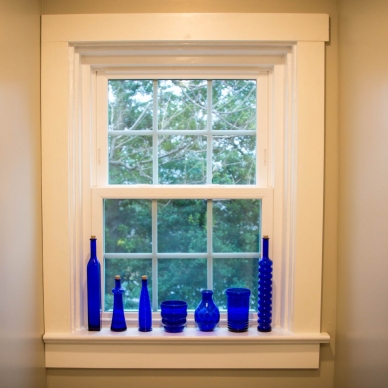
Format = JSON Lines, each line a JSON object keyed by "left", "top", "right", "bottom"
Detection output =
{"left": 138, "top": 275, "right": 152, "bottom": 332}
{"left": 87, "top": 236, "right": 101, "bottom": 331}
{"left": 111, "top": 275, "right": 127, "bottom": 332}
{"left": 257, "top": 235, "right": 273, "bottom": 332}
{"left": 194, "top": 290, "right": 220, "bottom": 332}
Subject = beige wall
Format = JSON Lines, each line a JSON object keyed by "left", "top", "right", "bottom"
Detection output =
{"left": 42, "top": 1, "right": 338, "bottom": 387}
{"left": 335, "top": 0, "right": 388, "bottom": 387}
{"left": 0, "top": 0, "right": 46, "bottom": 387}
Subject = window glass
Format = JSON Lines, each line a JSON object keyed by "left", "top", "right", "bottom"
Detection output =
{"left": 107, "top": 79, "right": 256, "bottom": 185}
{"left": 103, "top": 198, "right": 261, "bottom": 311}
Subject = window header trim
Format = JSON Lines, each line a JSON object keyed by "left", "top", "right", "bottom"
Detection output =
{"left": 42, "top": 13, "right": 329, "bottom": 43}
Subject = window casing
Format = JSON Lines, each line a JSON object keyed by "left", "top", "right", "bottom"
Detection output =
{"left": 42, "top": 13, "right": 329, "bottom": 369}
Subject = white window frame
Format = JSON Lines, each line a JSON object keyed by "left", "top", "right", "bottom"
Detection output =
{"left": 41, "top": 13, "right": 330, "bottom": 369}
{"left": 94, "top": 72, "right": 272, "bottom": 321}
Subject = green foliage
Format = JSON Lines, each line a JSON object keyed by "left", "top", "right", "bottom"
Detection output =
{"left": 105, "top": 199, "right": 152, "bottom": 253}
{"left": 158, "top": 259, "right": 207, "bottom": 310}
{"left": 105, "top": 259, "right": 152, "bottom": 310}
{"left": 213, "top": 258, "right": 257, "bottom": 310}
{"left": 158, "top": 199, "right": 207, "bottom": 253}
{"left": 213, "top": 199, "right": 261, "bottom": 252}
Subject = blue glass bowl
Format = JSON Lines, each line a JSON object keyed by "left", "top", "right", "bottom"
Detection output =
{"left": 225, "top": 288, "right": 251, "bottom": 332}
{"left": 160, "top": 300, "right": 188, "bottom": 333}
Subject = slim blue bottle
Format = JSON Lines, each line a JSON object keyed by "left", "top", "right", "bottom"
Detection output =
{"left": 257, "top": 235, "right": 273, "bottom": 332}
{"left": 87, "top": 236, "right": 101, "bottom": 331}
{"left": 138, "top": 275, "right": 152, "bottom": 332}
{"left": 111, "top": 275, "right": 127, "bottom": 332}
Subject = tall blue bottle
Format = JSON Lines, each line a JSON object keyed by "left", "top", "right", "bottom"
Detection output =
{"left": 258, "top": 235, "right": 273, "bottom": 332}
{"left": 87, "top": 236, "right": 101, "bottom": 331}
{"left": 111, "top": 275, "right": 127, "bottom": 332}
{"left": 138, "top": 275, "right": 152, "bottom": 332}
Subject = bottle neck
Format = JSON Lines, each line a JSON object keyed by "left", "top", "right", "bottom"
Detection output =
{"left": 142, "top": 278, "right": 148, "bottom": 288}
{"left": 90, "top": 239, "right": 97, "bottom": 258}
{"left": 202, "top": 290, "right": 213, "bottom": 300}
{"left": 262, "top": 238, "right": 269, "bottom": 259}
{"left": 114, "top": 278, "right": 121, "bottom": 289}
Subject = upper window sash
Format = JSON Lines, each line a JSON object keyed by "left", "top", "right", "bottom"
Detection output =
{"left": 95, "top": 73, "right": 270, "bottom": 188}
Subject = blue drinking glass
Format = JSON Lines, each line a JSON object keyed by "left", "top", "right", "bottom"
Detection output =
{"left": 160, "top": 300, "right": 187, "bottom": 333}
{"left": 225, "top": 288, "right": 251, "bottom": 332}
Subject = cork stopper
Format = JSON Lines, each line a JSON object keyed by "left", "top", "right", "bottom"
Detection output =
{"left": 90, "top": 235, "right": 96, "bottom": 240}
{"left": 115, "top": 275, "right": 121, "bottom": 280}
{"left": 263, "top": 235, "right": 269, "bottom": 239}
{"left": 142, "top": 275, "right": 147, "bottom": 280}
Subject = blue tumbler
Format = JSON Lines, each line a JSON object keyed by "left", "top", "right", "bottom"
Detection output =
{"left": 226, "top": 288, "right": 251, "bottom": 332}
{"left": 160, "top": 300, "right": 188, "bottom": 333}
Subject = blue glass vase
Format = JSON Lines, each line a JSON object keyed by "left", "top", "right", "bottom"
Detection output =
{"left": 138, "top": 275, "right": 152, "bottom": 332}
{"left": 87, "top": 236, "right": 101, "bottom": 331}
{"left": 194, "top": 290, "right": 220, "bottom": 331}
{"left": 257, "top": 235, "right": 273, "bottom": 332}
{"left": 111, "top": 275, "right": 127, "bottom": 332}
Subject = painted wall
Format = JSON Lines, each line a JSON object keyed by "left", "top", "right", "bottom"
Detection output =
{"left": 42, "top": 1, "right": 338, "bottom": 387}
{"left": 0, "top": 0, "right": 46, "bottom": 387}
{"left": 335, "top": 0, "right": 388, "bottom": 387}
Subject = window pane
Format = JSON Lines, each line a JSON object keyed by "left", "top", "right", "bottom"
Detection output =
{"left": 108, "top": 80, "right": 153, "bottom": 131}
{"left": 104, "top": 199, "right": 152, "bottom": 253}
{"left": 213, "top": 199, "right": 261, "bottom": 252}
{"left": 158, "top": 135, "right": 207, "bottom": 184}
{"left": 158, "top": 80, "right": 207, "bottom": 130}
{"left": 158, "top": 199, "right": 207, "bottom": 253}
{"left": 212, "top": 80, "right": 256, "bottom": 131}
{"left": 213, "top": 258, "right": 257, "bottom": 310}
{"left": 212, "top": 135, "right": 256, "bottom": 184}
{"left": 104, "top": 258, "right": 152, "bottom": 311}
{"left": 158, "top": 258, "right": 207, "bottom": 309}
{"left": 109, "top": 135, "right": 153, "bottom": 184}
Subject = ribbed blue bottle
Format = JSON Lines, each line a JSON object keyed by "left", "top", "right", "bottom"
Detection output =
{"left": 111, "top": 275, "right": 127, "bottom": 332}
{"left": 257, "top": 235, "right": 273, "bottom": 332}
{"left": 87, "top": 236, "right": 101, "bottom": 331}
{"left": 138, "top": 275, "right": 152, "bottom": 332}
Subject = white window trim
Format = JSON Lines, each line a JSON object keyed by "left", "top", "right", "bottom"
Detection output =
{"left": 41, "top": 13, "right": 329, "bottom": 369}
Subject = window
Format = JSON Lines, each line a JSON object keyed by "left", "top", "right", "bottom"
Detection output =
{"left": 95, "top": 77, "right": 270, "bottom": 317}
{"left": 42, "top": 13, "right": 329, "bottom": 369}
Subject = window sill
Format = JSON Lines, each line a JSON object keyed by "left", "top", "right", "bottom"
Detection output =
{"left": 44, "top": 327, "right": 329, "bottom": 369}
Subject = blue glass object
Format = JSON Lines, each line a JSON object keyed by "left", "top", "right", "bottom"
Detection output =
{"left": 225, "top": 288, "right": 251, "bottom": 332}
{"left": 257, "top": 236, "right": 273, "bottom": 332}
{"left": 138, "top": 275, "right": 152, "bottom": 332}
{"left": 160, "top": 300, "right": 187, "bottom": 333}
{"left": 111, "top": 275, "right": 127, "bottom": 332}
{"left": 194, "top": 290, "right": 220, "bottom": 331}
{"left": 87, "top": 236, "right": 101, "bottom": 331}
